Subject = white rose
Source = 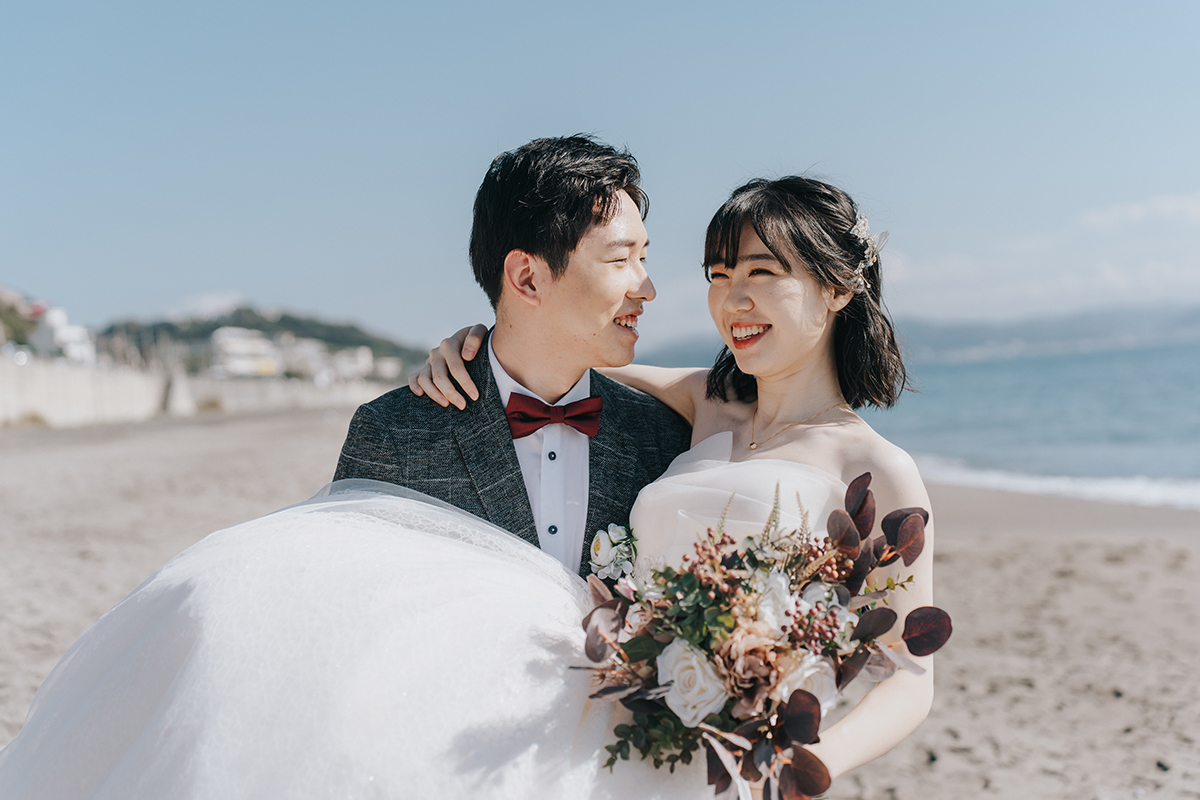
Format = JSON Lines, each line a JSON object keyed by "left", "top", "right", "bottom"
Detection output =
{"left": 656, "top": 640, "right": 729, "bottom": 728}
{"left": 590, "top": 530, "right": 615, "bottom": 568}
{"left": 606, "top": 523, "right": 630, "bottom": 544}
{"left": 755, "top": 570, "right": 801, "bottom": 639}
{"left": 769, "top": 651, "right": 838, "bottom": 716}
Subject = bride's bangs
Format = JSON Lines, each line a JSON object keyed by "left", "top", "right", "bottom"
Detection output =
{"left": 703, "top": 184, "right": 809, "bottom": 281}
{"left": 703, "top": 196, "right": 752, "bottom": 280}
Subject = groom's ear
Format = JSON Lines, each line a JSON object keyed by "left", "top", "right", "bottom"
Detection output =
{"left": 501, "top": 249, "right": 550, "bottom": 308}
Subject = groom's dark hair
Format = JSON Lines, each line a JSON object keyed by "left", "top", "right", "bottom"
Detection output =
{"left": 470, "top": 135, "right": 648, "bottom": 308}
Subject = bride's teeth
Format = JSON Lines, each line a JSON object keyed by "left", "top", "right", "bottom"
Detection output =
{"left": 616, "top": 317, "right": 637, "bottom": 329}
{"left": 733, "top": 325, "right": 766, "bottom": 340}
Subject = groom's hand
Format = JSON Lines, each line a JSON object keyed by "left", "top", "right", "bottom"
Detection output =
{"left": 409, "top": 324, "right": 488, "bottom": 409}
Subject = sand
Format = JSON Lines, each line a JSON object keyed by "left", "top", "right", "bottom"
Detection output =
{"left": 1, "top": 410, "right": 1198, "bottom": 798}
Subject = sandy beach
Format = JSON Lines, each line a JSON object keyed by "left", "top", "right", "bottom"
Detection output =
{"left": 1, "top": 409, "right": 1197, "bottom": 798}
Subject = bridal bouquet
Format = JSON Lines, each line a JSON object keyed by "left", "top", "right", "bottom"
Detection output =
{"left": 580, "top": 473, "right": 952, "bottom": 800}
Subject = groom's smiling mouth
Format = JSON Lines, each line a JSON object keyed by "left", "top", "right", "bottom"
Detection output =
{"left": 614, "top": 314, "right": 639, "bottom": 336}
{"left": 731, "top": 323, "right": 770, "bottom": 348}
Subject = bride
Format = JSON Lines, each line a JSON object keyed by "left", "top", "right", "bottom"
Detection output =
{"left": 0, "top": 177, "right": 935, "bottom": 799}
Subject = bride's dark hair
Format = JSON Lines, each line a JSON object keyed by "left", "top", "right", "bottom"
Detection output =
{"left": 703, "top": 176, "right": 909, "bottom": 409}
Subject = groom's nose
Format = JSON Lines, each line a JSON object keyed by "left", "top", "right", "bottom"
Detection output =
{"left": 630, "top": 264, "right": 656, "bottom": 302}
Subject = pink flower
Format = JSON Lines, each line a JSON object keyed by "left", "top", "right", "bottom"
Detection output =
{"left": 715, "top": 620, "right": 783, "bottom": 719}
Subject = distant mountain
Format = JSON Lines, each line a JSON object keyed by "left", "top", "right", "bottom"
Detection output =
{"left": 0, "top": 285, "right": 36, "bottom": 345}
{"left": 639, "top": 304, "right": 1200, "bottom": 367}
{"left": 103, "top": 306, "right": 429, "bottom": 365}
{"left": 895, "top": 305, "right": 1200, "bottom": 363}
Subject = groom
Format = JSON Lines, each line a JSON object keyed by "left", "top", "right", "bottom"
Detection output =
{"left": 334, "top": 135, "right": 692, "bottom": 576}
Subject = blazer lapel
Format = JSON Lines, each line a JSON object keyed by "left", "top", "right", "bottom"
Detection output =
{"left": 452, "top": 344, "right": 538, "bottom": 547}
{"left": 580, "top": 372, "right": 641, "bottom": 573}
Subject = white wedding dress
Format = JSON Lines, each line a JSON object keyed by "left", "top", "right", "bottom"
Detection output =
{"left": 0, "top": 433, "right": 846, "bottom": 800}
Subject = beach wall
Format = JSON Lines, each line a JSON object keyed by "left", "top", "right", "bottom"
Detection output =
{"left": 0, "top": 359, "right": 392, "bottom": 428}
{"left": 0, "top": 359, "right": 165, "bottom": 427}
{"left": 188, "top": 377, "right": 387, "bottom": 414}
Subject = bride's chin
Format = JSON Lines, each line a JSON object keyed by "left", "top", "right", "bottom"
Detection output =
{"left": 730, "top": 356, "right": 761, "bottom": 376}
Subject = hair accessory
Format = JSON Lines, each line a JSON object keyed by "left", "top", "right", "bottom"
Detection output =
{"left": 848, "top": 213, "right": 888, "bottom": 293}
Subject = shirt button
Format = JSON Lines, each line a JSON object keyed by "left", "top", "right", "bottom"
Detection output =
{"left": 548, "top": 525, "right": 558, "bottom": 535}
{"left": 548, "top": 451, "right": 557, "bottom": 461}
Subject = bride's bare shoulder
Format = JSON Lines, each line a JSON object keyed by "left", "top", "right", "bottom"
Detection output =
{"left": 837, "top": 417, "right": 928, "bottom": 508}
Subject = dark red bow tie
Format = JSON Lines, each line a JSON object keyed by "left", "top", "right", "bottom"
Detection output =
{"left": 504, "top": 393, "right": 603, "bottom": 439}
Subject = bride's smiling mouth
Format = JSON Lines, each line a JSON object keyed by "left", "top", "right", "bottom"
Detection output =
{"left": 730, "top": 323, "right": 770, "bottom": 349}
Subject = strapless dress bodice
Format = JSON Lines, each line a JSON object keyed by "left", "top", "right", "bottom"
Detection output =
{"left": 629, "top": 432, "right": 848, "bottom": 576}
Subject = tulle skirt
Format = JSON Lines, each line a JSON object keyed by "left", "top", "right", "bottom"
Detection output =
{"left": 0, "top": 481, "right": 708, "bottom": 800}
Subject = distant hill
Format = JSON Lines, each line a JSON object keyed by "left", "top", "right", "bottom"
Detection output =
{"left": 639, "top": 304, "right": 1200, "bottom": 367}
{"left": 0, "top": 286, "right": 36, "bottom": 345}
{"left": 895, "top": 305, "right": 1200, "bottom": 363}
{"left": 103, "top": 307, "right": 429, "bottom": 365}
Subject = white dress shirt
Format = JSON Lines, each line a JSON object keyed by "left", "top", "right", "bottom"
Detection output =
{"left": 488, "top": 337, "right": 591, "bottom": 572}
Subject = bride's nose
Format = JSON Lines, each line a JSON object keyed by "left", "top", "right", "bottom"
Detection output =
{"left": 723, "top": 277, "right": 753, "bottom": 313}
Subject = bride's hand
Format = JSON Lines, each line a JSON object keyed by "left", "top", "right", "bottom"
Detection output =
{"left": 408, "top": 324, "right": 488, "bottom": 409}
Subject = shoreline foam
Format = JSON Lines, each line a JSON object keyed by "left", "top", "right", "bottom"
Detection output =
{"left": 915, "top": 452, "right": 1200, "bottom": 512}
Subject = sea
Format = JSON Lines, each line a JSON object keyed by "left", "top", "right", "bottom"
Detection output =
{"left": 644, "top": 335, "right": 1200, "bottom": 512}
{"left": 858, "top": 341, "right": 1200, "bottom": 511}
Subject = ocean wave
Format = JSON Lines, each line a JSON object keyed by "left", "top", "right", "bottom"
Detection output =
{"left": 913, "top": 454, "right": 1200, "bottom": 511}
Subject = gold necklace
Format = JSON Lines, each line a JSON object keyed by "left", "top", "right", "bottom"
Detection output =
{"left": 748, "top": 401, "right": 848, "bottom": 451}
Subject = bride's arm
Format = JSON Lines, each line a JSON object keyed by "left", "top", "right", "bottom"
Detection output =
{"left": 595, "top": 365, "right": 705, "bottom": 423}
{"left": 806, "top": 446, "right": 938, "bottom": 780}
{"left": 410, "top": 324, "right": 708, "bottom": 424}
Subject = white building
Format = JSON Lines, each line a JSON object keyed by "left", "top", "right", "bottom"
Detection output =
{"left": 29, "top": 307, "right": 97, "bottom": 365}
{"left": 210, "top": 327, "right": 284, "bottom": 378}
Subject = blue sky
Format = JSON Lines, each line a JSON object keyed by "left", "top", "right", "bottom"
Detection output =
{"left": 4, "top": 1, "right": 1198, "bottom": 350}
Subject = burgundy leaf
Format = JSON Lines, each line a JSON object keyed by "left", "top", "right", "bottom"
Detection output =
{"left": 880, "top": 507, "right": 929, "bottom": 547}
{"left": 752, "top": 738, "right": 774, "bottom": 774}
{"left": 836, "top": 646, "right": 870, "bottom": 690}
{"left": 732, "top": 718, "right": 768, "bottom": 745}
{"left": 843, "top": 546, "right": 877, "bottom": 595}
{"left": 589, "top": 684, "right": 640, "bottom": 701}
{"left": 852, "top": 491, "right": 876, "bottom": 540}
{"left": 896, "top": 513, "right": 926, "bottom": 567}
{"left": 586, "top": 574, "right": 613, "bottom": 606}
{"left": 844, "top": 472, "right": 872, "bottom": 518}
{"left": 706, "top": 742, "right": 732, "bottom": 791}
{"left": 782, "top": 689, "right": 822, "bottom": 745}
{"left": 739, "top": 753, "right": 762, "bottom": 782}
{"left": 698, "top": 723, "right": 752, "bottom": 752}
{"left": 580, "top": 597, "right": 624, "bottom": 632}
{"left": 878, "top": 551, "right": 900, "bottom": 567}
{"left": 873, "top": 536, "right": 887, "bottom": 561}
{"left": 639, "top": 683, "right": 673, "bottom": 700}
{"left": 902, "top": 606, "right": 953, "bottom": 656}
{"left": 848, "top": 589, "right": 889, "bottom": 611}
{"left": 850, "top": 606, "right": 897, "bottom": 642}
{"left": 582, "top": 599, "right": 624, "bottom": 662}
{"left": 780, "top": 747, "right": 832, "bottom": 798}
{"left": 826, "top": 509, "right": 861, "bottom": 559}
{"left": 859, "top": 650, "right": 898, "bottom": 682}
{"left": 619, "top": 695, "right": 667, "bottom": 714}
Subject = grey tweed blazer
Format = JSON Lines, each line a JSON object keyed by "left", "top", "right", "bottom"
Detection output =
{"left": 333, "top": 343, "right": 693, "bottom": 575}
